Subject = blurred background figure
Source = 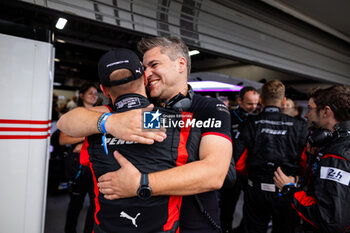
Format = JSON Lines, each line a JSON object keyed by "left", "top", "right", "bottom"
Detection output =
{"left": 64, "top": 83, "right": 98, "bottom": 233}
{"left": 220, "top": 87, "right": 259, "bottom": 233}
{"left": 218, "top": 95, "right": 230, "bottom": 108}
{"left": 282, "top": 98, "right": 298, "bottom": 117}
{"left": 66, "top": 95, "right": 78, "bottom": 111}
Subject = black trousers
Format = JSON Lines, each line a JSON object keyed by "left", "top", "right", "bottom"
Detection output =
{"left": 65, "top": 166, "right": 95, "bottom": 233}
{"left": 220, "top": 176, "right": 246, "bottom": 232}
{"left": 241, "top": 185, "right": 298, "bottom": 233}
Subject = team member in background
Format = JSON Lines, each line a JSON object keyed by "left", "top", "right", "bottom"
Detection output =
{"left": 234, "top": 80, "right": 308, "bottom": 233}
{"left": 282, "top": 98, "right": 298, "bottom": 117}
{"left": 58, "top": 36, "right": 233, "bottom": 233}
{"left": 274, "top": 85, "right": 350, "bottom": 233}
{"left": 220, "top": 86, "right": 259, "bottom": 233}
{"left": 64, "top": 83, "right": 98, "bottom": 233}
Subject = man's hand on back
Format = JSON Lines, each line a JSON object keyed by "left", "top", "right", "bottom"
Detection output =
{"left": 98, "top": 151, "right": 141, "bottom": 199}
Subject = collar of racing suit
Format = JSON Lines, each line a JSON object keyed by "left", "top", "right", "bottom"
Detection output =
{"left": 112, "top": 93, "right": 150, "bottom": 113}
{"left": 262, "top": 106, "right": 281, "bottom": 113}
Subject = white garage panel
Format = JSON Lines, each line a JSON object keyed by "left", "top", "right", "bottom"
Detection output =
{"left": 0, "top": 33, "right": 54, "bottom": 233}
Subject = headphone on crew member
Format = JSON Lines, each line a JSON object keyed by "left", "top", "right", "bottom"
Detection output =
{"left": 307, "top": 122, "right": 350, "bottom": 147}
{"left": 160, "top": 85, "right": 194, "bottom": 112}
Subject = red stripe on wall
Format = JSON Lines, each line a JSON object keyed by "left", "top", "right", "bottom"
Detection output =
{"left": 0, "top": 119, "right": 51, "bottom": 124}
{"left": 0, "top": 134, "right": 50, "bottom": 139}
{"left": 163, "top": 112, "right": 193, "bottom": 231}
{"left": 0, "top": 127, "right": 51, "bottom": 132}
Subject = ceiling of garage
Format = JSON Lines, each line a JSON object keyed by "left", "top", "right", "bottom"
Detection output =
{"left": 1, "top": 0, "right": 348, "bottom": 99}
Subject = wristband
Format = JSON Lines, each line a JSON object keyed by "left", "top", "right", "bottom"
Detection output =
{"left": 278, "top": 182, "right": 296, "bottom": 197}
{"left": 284, "top": 182, "right": 295, "bottom": 187}
{"left": 97, "top": 113, "right": 112, "bottom": 134}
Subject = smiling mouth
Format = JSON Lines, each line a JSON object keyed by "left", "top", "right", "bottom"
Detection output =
{"left": 148, "top": 79, "right": 159, "bottom": 88}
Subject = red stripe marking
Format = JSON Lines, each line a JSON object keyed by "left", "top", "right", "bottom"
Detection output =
{"left": 201, "top": 132, "right": 232, "bottom": 144}
{"left": 163, "top": 112, "right": 193, "bottom": 231}
{"left": 291, "top": 203, "right": 319, "bottom": 229}
{"left": 299, "top": 147, "right": 308, "bottom": 175}
{"left": 294, "top": 190, "right": 316, "bottom": 206}
{"left": 0, "top": 134, "right": 50, "bottom": 139}
{"left": 323, "top": 154, "right": 349, "bottom": 162}
{"left": 0, "top": 119, "right": 51, "bottom": 124}
{"left": 80, "top": 139, "right": 90, "bottom": 166}
{"left": 0, "top": 127, "right": 51, "bottom": 132}
{"left": 235, "top": 148, "right": 249, "bottom": 175}
{"left": 105, "top": 105, "right": 112, "bottom": 112}
{"left": 344, "top": 224, "right": 350, "bottom": 233}
{"left": 90, "top": 163, "right": 101, "bottom": 225}
{"left": 85, "top": 139, "right": 101, "bottom": 226}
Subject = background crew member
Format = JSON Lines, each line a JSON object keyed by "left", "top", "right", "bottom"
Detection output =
{"left": 274, "top": 85, "right": 350, "bottom": 233}
{"left": 58, "top": 36, "right": 233, "bottom": 233}
{"left": 234, "top": 80, "right": 308, "bottom": 233}
{"left": 63, "top": 83, "right": 98, "bottom": 233}
{"left": 220, "top": 86, "right": 259, "bottom": 233}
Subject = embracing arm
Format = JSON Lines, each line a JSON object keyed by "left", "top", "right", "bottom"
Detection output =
{"left": 57, "top": 106, "right": 108, "bottom": 137}
{"left": 98, "top": 134, "right": 232, "bottom": 198}
{"left": 57, "top": 105, "right": 166, "bottom": 144}
{"left": 150, "top": 135, "right": 232, "bottom": 195}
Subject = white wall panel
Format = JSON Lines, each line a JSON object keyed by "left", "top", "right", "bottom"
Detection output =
{"left": 0, "top": 33, "right": 53, "bottom": 233}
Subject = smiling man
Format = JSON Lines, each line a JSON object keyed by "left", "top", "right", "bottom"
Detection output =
{"left": 58, "top": 37, "right": 233, "bottom": 233}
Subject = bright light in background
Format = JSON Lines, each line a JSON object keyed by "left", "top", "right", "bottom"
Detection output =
{"left": 53, "top": 82, "right": 62, "bottom": 86}
{"left": 189, "top": 50, "right": 200, "bottom": 56}
{"left": 56, "top": 39, "right": 66, "bottom": 43}
{"left": 54, "top": 58, "right": 60, "bottom": 62}
{"left": 188, "top": 81, "right": 242, "bottom": 92}
{"left": 55, "top": 18, "right": 67, "bottom": 30}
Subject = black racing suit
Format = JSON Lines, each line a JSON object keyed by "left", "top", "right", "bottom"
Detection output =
{"left": 234, "top": 106, "right": 308, "bottom": 233}
{"left": 178, "top": 94, "right": 232, "bottom": 233}
{"left": 81, "top": 94, "right": 192, "bottom": 233}
{"left": 286, "top": 121, "right": 350, "bottom": 233}
{"left": 220, "top": 107, "right": 249, "bottom": 233}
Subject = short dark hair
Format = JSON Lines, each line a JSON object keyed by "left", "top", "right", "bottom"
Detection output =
{"left": 311, "top": 85, "right": 350, "bottom": 122}
{"left": 239, "top": 86, "right": 258, "bottom": 100}
{"left": 137, "top": 36, "right": 191, "bottom": 75}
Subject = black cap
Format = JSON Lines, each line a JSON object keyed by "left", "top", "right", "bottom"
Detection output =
{"left": 98, "top": 48, "right": 144, "bottom": 86}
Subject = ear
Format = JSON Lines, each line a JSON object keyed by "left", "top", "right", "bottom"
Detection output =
{"left": 323, "top": 106, "right": 333, "bottom": 118}
{"left": 177, "top": 57, "right": 187, "bottom": 73}
{"left": 100, "top": 84, "right": 111, "bottom": 98}
{"left": 281, "top": 97, "right": 286, "bottom": 105}
{"left": 237, "top": 97, "right": 242, "bottom": 105}
{"left": 259, "top": 96, "right": 263, "bottom": 105}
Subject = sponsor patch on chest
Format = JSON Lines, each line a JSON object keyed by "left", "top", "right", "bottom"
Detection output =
{"left": 320, "top": 166, "right": 350, "bottom": 186}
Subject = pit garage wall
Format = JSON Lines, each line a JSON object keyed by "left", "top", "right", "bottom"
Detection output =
{"left": 0, "top": 33, "right": 54, "bottom": 233}
{"left": 21, "top": 0, "right": 350, "bottom": 85}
